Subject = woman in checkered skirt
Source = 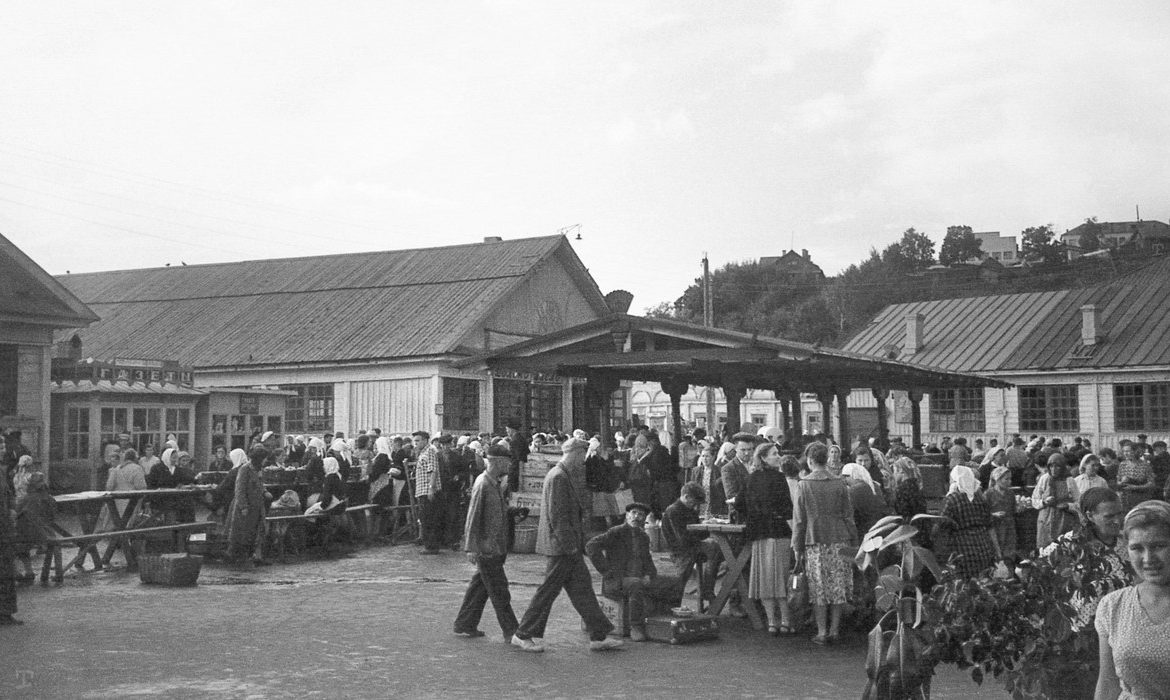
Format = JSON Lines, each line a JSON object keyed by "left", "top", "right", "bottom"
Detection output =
{"left": 937, "top": 465, "right": 1002, "bottom": 579}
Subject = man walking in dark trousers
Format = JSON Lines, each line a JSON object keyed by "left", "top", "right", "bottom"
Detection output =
{"left": 511, "top": 437, "right": 621, "bottom": 652}
{"left": 453, "top": 451, "right": 518, "bottom": 640}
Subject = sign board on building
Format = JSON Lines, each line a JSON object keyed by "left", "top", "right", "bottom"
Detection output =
{"left": 239, "top": 396, "right": 260, "bottom": 415}
{"left": 434, "top": 403, "right": 444, "bottom": 416}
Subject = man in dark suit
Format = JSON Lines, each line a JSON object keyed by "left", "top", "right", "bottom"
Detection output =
{"left": 586, "top": 502, "right": 678, "bottom": 641}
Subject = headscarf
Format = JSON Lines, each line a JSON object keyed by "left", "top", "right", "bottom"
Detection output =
{"left": 949, "top": 464, "right": 979, "bottom": 502}
{"left": 294, "top": 435, "right": 306, "bottom": 445}
{"left": 572, "top": 429, "right": 589, "bottom": 442}
{"left": 1124, "top": 499, "right": 1170, "bottom": 535}
{"left": 330, "top": 438, "right": 349, "bottom": 458}
{"left": 980, "top": 446, "right": 1006, "bottom": 467}
{"left": 323, "top": 456, "right": 340, "bottom": 478}
{"left": 990, "top": 465, "right": 1011, "bottom": 486}
{"left": 586, "top": 436, "right": 601, "bottom": 458}
{"left": 165, "top": 439, "right": 179, "bottom": 452}
{"left": 161, "top": 448, "right": 177, "bottom": 474}
{"left": 375, "top": 436, "right": 393, "bottom": 457}
{"left": 842, "top": 462, "right": 878, "bottom": 494}
{"left": 229, "top": 448, "right": 248, "bottom": 470}
{"left": 1079, "top": 453, "right": 1100, "bottom": 474}
{"left": 16, "top": 454, "right": 33, "bottom": 471}
{"left": 308, "top": 437, "right": 326, "bottom": 452}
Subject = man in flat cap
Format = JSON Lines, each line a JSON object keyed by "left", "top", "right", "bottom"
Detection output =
{"left": 512, "top": 437, "right": 620, "bottom": 652}
{"left": 586, "top": 501, "right": 679, "bottom": 641}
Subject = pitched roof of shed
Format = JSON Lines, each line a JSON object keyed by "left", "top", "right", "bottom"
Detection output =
{"left": 842, "top": 256, "right": 1170, "bottom": 372}
{"left": 56, "top": 235, "right": 605, "bottom": 368}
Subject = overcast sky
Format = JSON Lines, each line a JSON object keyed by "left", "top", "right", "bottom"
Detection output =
{"left": 3, "top": 1, "right": 1169, "bottom": 311}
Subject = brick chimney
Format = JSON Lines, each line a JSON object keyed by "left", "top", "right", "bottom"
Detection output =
{"left": 904, "top": 312, "right": 925, "bottom": 355}
{"left": 1081, "top": 304, "right": 1102, "bottom": 345}
{"left": 802, "top": 249, "right": 810, "bottom": 260}
{"left": 483, "top": 236, "right": 503, "bottom": 243}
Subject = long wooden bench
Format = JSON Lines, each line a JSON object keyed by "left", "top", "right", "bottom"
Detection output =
{"left": 41, "top": 521, "right": 214, "bottom": 584}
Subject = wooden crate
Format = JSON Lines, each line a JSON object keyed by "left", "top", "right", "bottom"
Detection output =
{"left": 512, "top": 525, "right": 538, "bottom": 553}
{"left": 139, "top": 553, "right": 203, "bottom": 586}
{"left": 510, "top": 492, "right": 543, "bottom": 512}
{"left": 520, "top": 475, "right": 546, "bottom": 493}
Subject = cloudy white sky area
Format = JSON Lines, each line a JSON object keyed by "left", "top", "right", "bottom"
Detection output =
{"left": 2, "top": 1, "right": 1169, "bottom": 311}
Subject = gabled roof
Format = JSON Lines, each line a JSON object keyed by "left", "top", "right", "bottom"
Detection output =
{"left": 842, "top": 256, "right": 1170, "bottom": 372}
{"left": 56, "top": 235, "right": 608, "bottom": 368}
{"left": 460, "top": 313, "right": 1007, "bottom": 390}
{"left": 0, "top": 232, "right": 99, "bottom": 328}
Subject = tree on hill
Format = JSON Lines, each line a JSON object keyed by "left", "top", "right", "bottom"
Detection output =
{"left": 938, "top": 225, "right": 983, "bottom": 265}
{"left": 881, "top": 228, "right": 936, "bottom": 272}
{"left": 1021, "top": 224, "right": 1065, "bottom": 265}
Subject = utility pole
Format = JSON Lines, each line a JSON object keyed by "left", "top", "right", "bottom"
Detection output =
{"left": 703, "top": 254, "right": 717, "bottom": 436}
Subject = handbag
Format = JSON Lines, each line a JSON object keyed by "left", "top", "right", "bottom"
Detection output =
{"left": 788, "top": 559, "right": 808, "bottom": 607}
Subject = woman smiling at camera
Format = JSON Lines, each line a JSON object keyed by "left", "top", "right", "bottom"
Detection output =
{"left": 1095, "top": 500, "right": 1170, "bottom": 699}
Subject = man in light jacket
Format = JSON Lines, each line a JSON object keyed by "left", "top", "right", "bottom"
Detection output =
{"left": 453, "top": 451, "right": 518, "bottom": 640}
{"left": 511, "top": 437, "right": 621, "bottom": 652}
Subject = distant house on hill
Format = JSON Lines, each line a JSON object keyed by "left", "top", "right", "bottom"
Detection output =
{"left": 969, "top": 231, "right": 1020, "bottom": 264}
{"left": 1061, "top": 220, "right": 1170, "bottom": 259}
{"left": 757, "top": 249, "right": 825, "bottom": 285}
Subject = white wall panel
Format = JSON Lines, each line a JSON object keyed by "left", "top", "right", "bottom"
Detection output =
{"left": 348, "top": 378, "right": 434, "bottom": 435}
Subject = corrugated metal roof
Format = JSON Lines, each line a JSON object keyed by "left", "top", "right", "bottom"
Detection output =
{"left": 842, "top": 256, "right": 1170, "bottom": 372}
{"left": 51, "top": 380, "right": 207, "bottom": 396}
{"left": 56, "top": 236, "right": 591, "bottom": 368}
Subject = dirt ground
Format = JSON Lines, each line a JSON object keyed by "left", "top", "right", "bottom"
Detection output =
{"left": 1, "top": 535, "right": 1009, "bottom": 699}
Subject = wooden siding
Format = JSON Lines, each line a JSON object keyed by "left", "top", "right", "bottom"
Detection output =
{"left": 348, "top": 378, "right": 434, "bottom": 436}
{"left": 473, "top": 256, "right": 605, "bottom": 351}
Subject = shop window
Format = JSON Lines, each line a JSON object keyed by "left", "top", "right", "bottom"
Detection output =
{"left": 285, "top": 384, "right": 334, "bottom": 434}
{"left": 100, "top": 407, "right": 128, "bottom": 445}
{"left": 929, "top": 388, "right": 986, "bottom": 432}
{"left": 66, "top": 406, "right": 89, "bottom": 459}
{"left": 1019, "top": 386, "right": 1079, "bottom": 432}
{"left": 1114, "top": 383, "right": 1170, "bottom": 431}
{"left": 751, "top": 414, "right": 767, "bottom": 426}
{"left": 132, "top": 407, "right": 162, "bottom": 453}
{"left": 166, "top": 408, "right": 192, "bottom": 451}
{"left": 531, "top": 383, "right": 563, "bottom": 433}
{"left": 0, "top": 345, "right": 16, "bottom": 416}
{"left": 442, "top": 377, "right": 480, "bottom": 432}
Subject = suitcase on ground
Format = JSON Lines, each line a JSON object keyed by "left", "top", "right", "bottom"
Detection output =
{"left": 644, "top": 614, "right": 719, "bottom": 644}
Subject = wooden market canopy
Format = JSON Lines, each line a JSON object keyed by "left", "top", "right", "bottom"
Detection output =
{"left": 458, "top": 313, "right": 1010, "bottom": 448}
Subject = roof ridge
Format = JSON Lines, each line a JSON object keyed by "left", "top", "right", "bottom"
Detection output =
{"left": 84, "top": 273, "right": 531, "bottom": 305}
{"left": 57, "top": 234, "right": 563, "bottom": 278}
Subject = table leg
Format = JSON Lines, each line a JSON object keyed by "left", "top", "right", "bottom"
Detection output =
{"left": 707, "top": 534, "right": 739, "bottom": 616}
{"left": 705, "top": 534, "right": 764, "bottom": 630}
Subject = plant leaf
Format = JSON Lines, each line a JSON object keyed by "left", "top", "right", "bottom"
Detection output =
{"left": 910, "top": 513, "right": 954, "bottom": 527}
{"left": 866, "top": 515, "right": 904, "bottom": 536}
{"left": 881, "top": 524, "right": 919, "bottom": 550}
{"left": 912, "top": 545, "right": 944, "bottom": 581}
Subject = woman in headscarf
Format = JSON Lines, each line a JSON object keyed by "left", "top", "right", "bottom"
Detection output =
{"left": 369, "top": 436, "right": 395, "bottom": 508}
{"left": 977, "top": 446, "right": 1007, "bottom": 491}
{"left": 316, "top": 456, "right": 346, "bottom": 513}
{"left": 225, "top": 445, "right": 268, "bottom": 568}
{"left": 984, "top": 465, "right": 1018, "bottom": 562}
{"left": 1033, "top": 453, "right": 1078, "bottom": 549}
{"left": 303, "top": 437, "right": 326, "bottom": 491}
{"left": 328, "top": 438, "right": 352, "bottom": 481}
{"left": 1075, "top": 453, "right": 1108, "bottom": 495}
{"left": 937, "top": 464, "right": 1001, "bottom": 578}
{"left": 11, "top": 455, "right": 35, "bottom": 502}
{"left": 146, "top": 448, "right": 196, "bottom": 522}
{"left": 841, "top": 462, "right": 888, "bottom": 536}
{"left": 826, "top": 444, "right": 844, "bottom": 477}
{"left": 14, "top": 472, "right": 55, "bottom": 585}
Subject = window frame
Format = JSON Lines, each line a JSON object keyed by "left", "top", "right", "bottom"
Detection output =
{"left": 1114, "top": 382, "right": 1170, "bottom": 432}
{"left": 1018, "top": 385, "right": 1080, "bottom": 432}
{"left": 929, "top": 388, "right": 986, "bottom": 432}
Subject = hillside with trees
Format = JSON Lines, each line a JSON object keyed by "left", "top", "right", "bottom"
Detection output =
{"left": 647, "top": 222, "right": 1157, "bottom": 346}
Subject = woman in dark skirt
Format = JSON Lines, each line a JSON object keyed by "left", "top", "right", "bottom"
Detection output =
{"left": 738, "top": 442, "right": 795, "bottom": 636}
{"left": 938, "top": 465, "right": 1002, "bottom": 579}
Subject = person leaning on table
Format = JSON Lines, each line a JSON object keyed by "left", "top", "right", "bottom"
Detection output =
{"left": 1095, "top": 499, "right": 1170, "bottom": 699}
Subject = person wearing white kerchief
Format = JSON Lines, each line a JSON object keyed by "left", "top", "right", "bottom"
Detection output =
{"left": 937, "top": 463, "right": 1002, "bottom": 578}
{"left": 328, "top": 438, "right": 352, "bottom": 480}
{"left": 841, "top": 462, "right": 887, "bottom": 535}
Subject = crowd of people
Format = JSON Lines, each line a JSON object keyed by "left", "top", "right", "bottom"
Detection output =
{"left": 3, "top": 423, "right": 1169, "bottom": 693}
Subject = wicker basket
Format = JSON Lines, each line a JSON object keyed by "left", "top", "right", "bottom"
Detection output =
{"left": 512, "top": 526, "right": 538, "bottom": 554}
{"left": 139, "top": 553, "right": 203, "bottom": 586}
